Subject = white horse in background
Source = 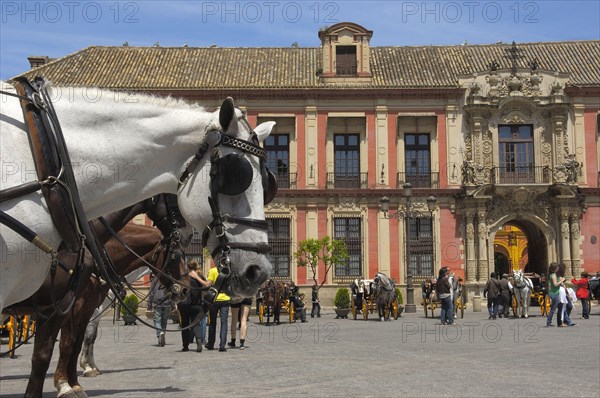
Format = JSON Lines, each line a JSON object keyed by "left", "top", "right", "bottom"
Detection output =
{"left": 1, "top": 81, "right": 275, "bottom": 312}
{"left": 512, "top": 270, "right": 533, "bottom": 318}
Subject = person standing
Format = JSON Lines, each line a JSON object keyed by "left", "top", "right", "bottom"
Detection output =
{"left": 498, "top": 274, "right": 512, "bottom": 318}
{"left": 188, "top": 263, "right": 211, "bottom": 352}
{"left": 206, "top": 265, "right": 231, "bottom": 352}
{"left": 147, "top": 275, "right": 171, "bottom": 347}
{"left": 546, "top": 262, "right": 565, "bottom": 327}
{"left": 435, "top": 268, "right": 453, "bottom": 325}
{"left": 572, "top": 271, "right": 590, "bottom": 319}
{"left": 311, "top": 282, "right": 321, "bottom": 318}
{"left": 228, "top": 297, "right": 252, "bottom": 350}
{"left": 483, "top": 272, "right": 501, "bottom": 320}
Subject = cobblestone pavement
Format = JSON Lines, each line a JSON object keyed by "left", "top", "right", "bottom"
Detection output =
{"left": 1, "top": 305, "right": 599, "bottom": 397}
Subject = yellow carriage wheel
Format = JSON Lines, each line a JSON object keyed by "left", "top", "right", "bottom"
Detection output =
{"left": 392, "top": 300, "right": 399, "bottom": 320}
{"left": 258, "top": 303, "right": 265, "bottom": 324}
{"left": 288, "top": 302, "right": 295, "bottom": 323}
{"left": 511, "top": 295, "right": 518, "bottom": 318}
{"left": 362, "top": 299, "right": 368, "bottom": 321}
{"left": 351, "top": 297, "right": 357, "bottom": 320}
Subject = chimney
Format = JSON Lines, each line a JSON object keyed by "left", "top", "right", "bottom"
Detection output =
{"left": 28, "top": 56, "right": 50, "bottom": 69}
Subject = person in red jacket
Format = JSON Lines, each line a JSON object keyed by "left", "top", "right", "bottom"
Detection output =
{"left": 571, "top": 271, "right": 590, "bottom": 319}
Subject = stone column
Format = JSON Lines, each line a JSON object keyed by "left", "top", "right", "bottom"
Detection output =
{"left": 570, "top": 215, "right": 581, "bottom": 278}
{"left": 560, "top": 211, "right": 572, "bottom": 274}
{"left": 477, "top": 210, "right": 489, "bottom": 282}
{"left": 465, "top": 212, "right": 476, "bottom": 283}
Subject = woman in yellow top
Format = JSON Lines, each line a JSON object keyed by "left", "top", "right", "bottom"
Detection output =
{"left": 546, "top": 262, "right": 565, "bottom": 327}
{"left": 206, "top": 266, "right": 231, "bottom": 351}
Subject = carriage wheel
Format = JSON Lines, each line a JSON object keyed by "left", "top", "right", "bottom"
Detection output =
{"left": 362, "top": 300, "right": 368, "bottom": 321}
{"left": 392, "top": 300, "right": 399, "bottom": 320}
{"left": 542, "top": 295, "right": 551, "bottom": 316}
{"left": 351, "top": 297, "right": 357, "bottom": 320}
{"left": 511, "top": 295, "right": 518, "bottom": 318}
{"left": 2, "top": 316, "right": 17, "bottom": 358}
{"left": 258, "top": 303, "right": 265, "bottom": 324}
{"left": 288, "top": 302, "right": 295, "bottom": 323}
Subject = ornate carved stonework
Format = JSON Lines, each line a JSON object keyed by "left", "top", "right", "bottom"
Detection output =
{"left": 570, "top": 219, "right": 580, "bottom": 240}
{"left": 486, "top": 189, "right": 555, "bottom": 226}
{"left": 467, "top": 259, "right": 477, "bottom": 282}
{"left": 467, "top": 222, "right": 475, "bottom": 240}
{"left": 462, "top": 160, "right": 491, "bottom": 186}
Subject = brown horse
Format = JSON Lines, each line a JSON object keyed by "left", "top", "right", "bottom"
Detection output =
{"left": 9, "top": 223, "right": 184, "bottom": 398}
{"left": 261, "top": 280, "right": 288, "bottom": 325}
{"left": 3, "top": 195, "right": 189, "bottom": 398}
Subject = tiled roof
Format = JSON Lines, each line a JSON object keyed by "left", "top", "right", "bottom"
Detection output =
{"left": 17, "top": 41, "right": 600, "bottom": 89}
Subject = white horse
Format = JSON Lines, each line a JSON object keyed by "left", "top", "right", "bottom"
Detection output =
{"left": 512, "top": 270, "right": 533, "bottom": 318}
{"left": 0, "top": 80, "right": 275, "bottom": 312}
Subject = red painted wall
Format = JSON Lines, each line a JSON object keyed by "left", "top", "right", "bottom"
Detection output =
{"left": 581, "top": 207, "right": 600, "bottom": 274}
{"left": 439, "top": 208, "right": 463, "bottom": 278}
{"left": 583, "top": 109, "right": 599, "bottom": 187}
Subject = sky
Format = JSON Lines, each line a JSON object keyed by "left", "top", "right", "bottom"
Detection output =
{"left": 1, "top": 0, "right": 599, "bottom": 80}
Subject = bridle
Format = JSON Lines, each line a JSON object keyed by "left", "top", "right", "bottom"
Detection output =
{"left": 178, "top": 110, "right": 277, "bottom": 301}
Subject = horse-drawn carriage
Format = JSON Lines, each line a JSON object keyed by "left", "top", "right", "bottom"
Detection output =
{"left": 510, "top": 272, "right": 550, "bottom": 318}
{"left": 257, "top": 280, "right": 296, "bottom": 324}
{"left": 350, "top": 273, "right": 401, "bottom": 321}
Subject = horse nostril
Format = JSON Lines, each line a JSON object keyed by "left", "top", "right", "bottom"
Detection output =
{"left": 244, "top": 265, "right": 263, "bottom": 284}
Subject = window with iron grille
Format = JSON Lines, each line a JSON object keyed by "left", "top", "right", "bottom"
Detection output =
{"left": 334, "top": 134, "right": 360, "bottom": 188}
{"left": 406, "top": 217, "right": 434, "bottom": 278}
{"left": 264, "top": 134, "right": 290, "bottom": 189}
{"left": 267, "top": 217, "right": 291, "bottom": 278}
{"left": 333, "top": 217, "right": 362, "bottom": 277}
{"left": 405, "top": 133, "right": 431, "bottom": 188}
{"left": 184, "top": 229, "right": 205, "bottom": 268}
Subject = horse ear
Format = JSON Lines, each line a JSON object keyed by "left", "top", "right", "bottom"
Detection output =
{"left": 219, "top": 97, "right": 235, "bottom": 132}
{"left": 254, "top": 121, "right": 276, "bottom": 143}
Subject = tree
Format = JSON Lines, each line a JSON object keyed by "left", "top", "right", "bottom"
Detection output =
{"left": 293, "top": 236, "right": 349, "bottom": 290}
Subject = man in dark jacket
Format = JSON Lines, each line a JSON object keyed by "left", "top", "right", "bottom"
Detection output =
{"left": 483, "top": 272, "right": 502, "bottom": 320}
{"left": 498, "top": 273, "right": 512, "bottom": 318}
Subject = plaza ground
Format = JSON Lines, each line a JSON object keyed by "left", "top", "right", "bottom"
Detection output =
{"left": 1, "top": 304, "right": 599, "bottom": 397}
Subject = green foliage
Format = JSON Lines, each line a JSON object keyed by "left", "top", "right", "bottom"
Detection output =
{"left": 395, "top": 287, "right": 404, "bottom": 305}
{"left": 120, "top": 294, "right": 140, "bottom": 316}
{"left": 294, "top": 236, "right": 349, "bottom": 288}
{"left": 334, "top": 288, "right": 351, "bottom": 309}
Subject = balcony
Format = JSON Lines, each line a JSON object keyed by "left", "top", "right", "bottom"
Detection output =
{"left": 274, "top": 172, "right": 297, "bottom": 189}
{"left": 491, "top": 166, "right": 551, "bottom": 185}
{"left": 326, "top": 172, "right": 368, "bottom": 189}
{"left": 397, "top": 172, "right": 439, "bottom": 189}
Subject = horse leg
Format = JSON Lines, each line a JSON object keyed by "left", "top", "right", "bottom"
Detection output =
{"left": 80, "top": 313, "right": 102, "bottom": 377}
{"left": 67, "top": 321, "right": 91, "bottom": 398}
{"left": 24, "top": 314, "right": 64, "bottom": 398}
{"left": 523, "top": 289, "right": 529, "bottom": 318}
{"left": 55, "top": 318, "right": 79, "bottom": 398}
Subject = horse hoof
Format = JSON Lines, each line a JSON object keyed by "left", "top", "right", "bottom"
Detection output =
{"left": 74, "top": 388, "right": 88, "bottom": 398}
{"left": 83, "top": 368, "right": 101, "bottom": 377}
{"left": 524, "top": 314, "right": 528, "bottom": 319}
{"left": 57, "top": 389, "right": 77, "bottom": 398}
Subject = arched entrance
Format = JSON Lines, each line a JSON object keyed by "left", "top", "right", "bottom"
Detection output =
{"left": 493, "top": 220, "right": 548, "bottom": 276}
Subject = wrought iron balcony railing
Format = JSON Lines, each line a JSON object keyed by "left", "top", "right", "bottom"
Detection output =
{"left": 274, "top": 172, "right": 297, "bottom": 189}
{"left": 491, "top": 166, "right": 551, "bottom": 184}
{"left": 326, "top": 172, "right": 368, "bottom": 189}
{"left": 397, "top": 172, "right": 440, "bottom": 189}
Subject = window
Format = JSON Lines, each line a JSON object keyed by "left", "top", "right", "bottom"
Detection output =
{"left": 184, "top": 229, "right": 205, "bottom": 268}
{"left": 404, "top": 133, "right": 431, "bottom": 188}
{"left": 264, "top": 134, "right": 290, "bottom": 188}
{"left": 336, "top": 46, "right": 357, "bottom": 76}
{"left": 406, "top": 217, "right": 434, "bottom": 278}
{"left": 334, "top": 217, "right": 362, "bottom": 277}
{"left": 498, "top": 125, "right": 534, "bottom": 183}
{"left": 334, "top": 134, "right": 360, "bottom": 188}
{"left": 267, "top": 217, "right": 291, "bottom": 278}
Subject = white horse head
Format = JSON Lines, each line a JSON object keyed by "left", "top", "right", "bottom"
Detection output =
{"left": 0, "top": 83, "right": 275, "bottom": 309}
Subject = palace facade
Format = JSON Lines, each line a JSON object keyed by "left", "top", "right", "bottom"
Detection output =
{"left": 19, "top": 22, "right": 600, "bottom": 303}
